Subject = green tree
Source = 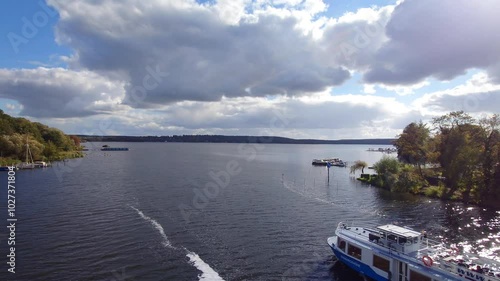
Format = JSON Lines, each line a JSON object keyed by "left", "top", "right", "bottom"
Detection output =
{"left": 394, "top": 121, "right": 431, "bottom": 176}
{"left": 373, "top": 156, "right": 401, "bottom": 189}
{"left": 433, "top": 112, "right": 484, "bottom": 202}
{"left": 393, "top": 164, "right": 427, "bottom": 193}
{"left": 0, "top": 135, "right": 16, "bottom": 157}
{"left": 478, "top": 114, "right": 500, "bottom": 203}
{"left": 0, "top": 111, "right": 81, "bottom": 163}
{"left": 43, "top": 141, "right": 58, "bottom": 160}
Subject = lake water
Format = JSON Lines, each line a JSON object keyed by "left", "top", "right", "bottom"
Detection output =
{"left": 1, "top": 143, "right": 499, "bottom": 281}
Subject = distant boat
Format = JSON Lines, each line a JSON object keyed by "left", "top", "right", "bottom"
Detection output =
{"left": 312, "top": 158, "right": 346, "bottom": 167}
{"left": 368, "top": 147, "right": 397, "bottom": 153}
{"left": 34, "top": 161, "right": 48, "bottom": 168}
{"left": 101, "top": 147, "right": 129, "bottom": 151}
{"left": 312, "top": 159, "right": 329, "bottom": 166}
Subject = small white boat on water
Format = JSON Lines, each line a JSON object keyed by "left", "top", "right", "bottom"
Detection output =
{"left": 34, "top": 161, "right": 48, "bottom": 168}
{"left": 312, "top": 159, "right": 330, "bottom": 165}
{"left": 18, "top": 162, "right": 35, "bottom": 169}
{"left": 312, "top": 158, "right": 346, "bottom": 167}
{"left": 328, "top": 222, "right": 500, "bottom": 281}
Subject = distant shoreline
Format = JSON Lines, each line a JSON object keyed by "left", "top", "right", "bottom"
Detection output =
{"left": 78, "top": 135, "right": 395, "bottom": 145}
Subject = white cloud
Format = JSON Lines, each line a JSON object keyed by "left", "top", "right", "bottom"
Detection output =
{"left": 379, "top": 80, "right": 430, "bottom": 96}
{"left": 364, "top": 0, "right": 500, "bottom": 85}
{"left": 214, "top": 0, "right": 249, "bottom": 25}
{"left": 321, "top": 5, "right": 394, "bottom": 71}
{"left": 413, "top": 72, "right": 500, "bottom": 116}
{"left": 363, "top": 84, "right": 376, "bottom": 94}
{"left": 49, "top": 0, "right": 348, "bottom": 108}
{"left": 3, "top": 0, "right": 500, "bottom": 139}
{"left": 0, "top": 67, "right": 125, "bottom": 118}
{"left": 57, "top": 93, "right": 411, "bottom": 138}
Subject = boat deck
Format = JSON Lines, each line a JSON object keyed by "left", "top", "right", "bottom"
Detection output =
{"left": 335, "top": 223, "right": 500, "bottom": 280}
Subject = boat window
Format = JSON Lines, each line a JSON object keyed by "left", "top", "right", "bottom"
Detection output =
{"left": 347, "top": 244, "right": 362, "bottom": 260}
{"left": 339, "top": 240, "right": 346, "bottom": 251}
{"left": 369, "top": 233, "right": 380, "bottom": 243}
{"left": 373, "top": 255, "right": 390, "bottom": 272}
{"left": 399, "top": 237, "right": 407, "bottom": 244}
{"left": 409, "top": 269, "right": 431, "bottom": 281}
{"left": 387, "top": 234, "right": 398, "bottom": 243}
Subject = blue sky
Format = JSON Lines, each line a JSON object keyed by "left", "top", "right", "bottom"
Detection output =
{"left": 0, "top": 0, "right": 499, "bottom": 139}
{"left": 0, "top": 1, "right": 70, "bottom": 69}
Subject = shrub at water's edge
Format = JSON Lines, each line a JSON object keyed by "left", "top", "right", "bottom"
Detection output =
{"left": 357, "top": 111, "right": 500, "bottom": 208}
{"left": 0, "top": 110, "right": 83, "bottom": 164}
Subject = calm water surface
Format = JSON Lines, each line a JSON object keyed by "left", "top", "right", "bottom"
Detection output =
{"left": 1, "top": 143, "right": 499, "bottom": 281}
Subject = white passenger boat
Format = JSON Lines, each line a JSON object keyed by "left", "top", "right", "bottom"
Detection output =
{"left": 327, "top": 222, "right": 500, "bottom": 281}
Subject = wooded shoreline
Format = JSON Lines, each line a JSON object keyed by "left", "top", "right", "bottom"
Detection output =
{"left": 353, "top": 111, "right": 500, "bottom": 209}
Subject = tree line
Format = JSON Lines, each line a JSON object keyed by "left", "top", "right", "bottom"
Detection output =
{"left": 365, "top": 111, "right": 499, "bottom": 207}
{"left": 0, "top": 110, "right": 81, "bottom": 165}
{"left": 79, "top": 134, "right": 395, "bottom": 145}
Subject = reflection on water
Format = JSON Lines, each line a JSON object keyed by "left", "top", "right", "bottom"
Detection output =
{"left": 0, "top": 143, "right": 498, "bottom": 280}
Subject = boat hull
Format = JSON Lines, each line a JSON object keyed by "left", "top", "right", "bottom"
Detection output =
{"left": 329, "top": 240, "right": 388, "bottom": 281}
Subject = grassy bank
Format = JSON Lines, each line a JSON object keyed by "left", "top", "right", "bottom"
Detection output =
{"left": 0, "top": 150, "right": 84, "bottom": 166}
{"left": 356, "top": 171, "right": 499, "bottom": 209}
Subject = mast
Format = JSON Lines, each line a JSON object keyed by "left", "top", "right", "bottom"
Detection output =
{"left": 25, "top": 136, "right": 34, "bottom": 165}
{"left": 26, "top": 136, "right": 29, "bottom": 163}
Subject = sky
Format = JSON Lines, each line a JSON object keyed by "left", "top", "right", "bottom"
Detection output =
{"left": 0, "top": 0, "right": 499, "bottom": 139}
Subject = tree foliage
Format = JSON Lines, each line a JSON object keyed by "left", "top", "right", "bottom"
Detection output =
{"left": 394, "top": 122, "right": 430, "bottom": 171}
{"left": 0, "top": 110, "right": 81, "bottom": 163}
{"left": 372, "top": 156, "right": 401, "bottom": 189}
{"left": 390, "top": 111, "right": 500, "bottom": 206}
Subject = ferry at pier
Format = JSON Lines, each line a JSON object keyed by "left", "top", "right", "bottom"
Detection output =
{"left": 327, "top": 222, "right": 500, "bottom": 281}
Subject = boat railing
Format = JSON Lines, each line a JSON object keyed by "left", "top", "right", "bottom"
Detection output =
{"left": 336, "top": 222, "right": 500, "bottom": 280}
{"left": 436, "top": 257, "right": 500, "bottom": 281}
{"left": 417, "top": 237, "right": 445, "bottom": 256}
{"left": 336, "top": 223, "right": 412, "bottom": 256}
{"left": 337, "top": 223, "right": 445, "bottom": 258}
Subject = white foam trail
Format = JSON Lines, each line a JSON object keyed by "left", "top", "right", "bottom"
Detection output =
{"left": 131, "top": 206, "right": 225, "bottom": 280}
{"left": 282, "top": 181, "right": 308, "bottom": 198}
{"left": 130, "top": 206, "right": 175, "bottom": 249}
{"left": 186, "top": 251, "right": 225, "bottom": 281}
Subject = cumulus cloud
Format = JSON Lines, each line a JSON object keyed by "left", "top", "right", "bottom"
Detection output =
{"left": 0, "top": 67, "right": 124, "bottom": 118}
{"left": 87, "top": 92, "right": 411, "bottom": 138}
{"left": 48, "top": 0, "right": 349, "bottom": 108}
{"left": 363, "top": 0, "right": 500, "bottom": 85}
{"left": 2, "top": 0, "right": 499, "bottom": 138}
{"left": 379, "top": 80, "right": 430, "bottom": 96}
{"left": 414, "top": 73, "right": 500, "bottom": 116}
{"left": 321, "top": 5, "right": 394, "bottom": 71}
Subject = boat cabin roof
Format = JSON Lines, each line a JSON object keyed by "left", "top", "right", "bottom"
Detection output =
{"left": 377, "top": 224, "right": 420, "bottom": 238}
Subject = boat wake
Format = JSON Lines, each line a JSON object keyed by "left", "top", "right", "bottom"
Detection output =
{"left": 187, "top": 251, "right": 225, "bottom": 281}
{"left": 130, "top": 206, "right": 225, "bottom": 281}
{"left": 131, "top": 206, "right": 175, "bottom": 249}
